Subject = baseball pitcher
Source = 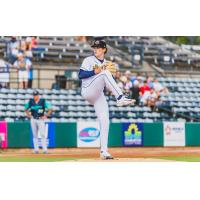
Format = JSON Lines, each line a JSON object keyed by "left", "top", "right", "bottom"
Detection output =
{"left": 79, "top": 39, "right": 135, "bottom": 159}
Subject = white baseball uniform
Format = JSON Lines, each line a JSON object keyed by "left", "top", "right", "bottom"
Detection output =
{"left": 80, "top": 55, "right": 123, "bottom": 153}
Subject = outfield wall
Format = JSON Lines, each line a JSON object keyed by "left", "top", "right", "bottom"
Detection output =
{"left": 0, "top": 121, "right": 200, "bottom": 148}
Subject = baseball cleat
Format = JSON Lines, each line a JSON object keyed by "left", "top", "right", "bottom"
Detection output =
{"left": 100, "top": 151, "right": 114, "bottom": 160}
{"left": 116, "top": 96, "right": 135, "bottom": 107}
{"left": 34, "top": 150, "right": 39, "bottom": 154}
{"left": 43, "top": 150, "right": 48, "bottom": 154}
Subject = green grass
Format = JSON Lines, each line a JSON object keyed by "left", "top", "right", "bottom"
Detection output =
{"left": 158, "top": 156, "right": 200, "bottom": 162}
{"left": 0, "top": 157, "right": 77, "bottom": 162}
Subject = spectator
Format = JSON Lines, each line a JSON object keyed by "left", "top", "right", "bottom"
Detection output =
{"left": 130, "top": 82, "right": 140, "bottom": 105}
{"left": 153, "top": 78, "right": 169, "bottom": 96}
{"left": 25, "top": 37, "right": 34, "bottom": 88}
{"left": 30, "top": 36, "right": 37, "bottom": 48}
{"left": 146, "top": 76, "right": 154, "bottom": 88}
{"left": 117, "top": 75, "right": 133, "bottom": 94}
{"left": 139, "top": 80, "right": 150, "bottom": 95}
{"left": 115, "top": 71, "right": 121, "bottom": 82}
{"left": 133, "top": 74, "right": 143, "bottom": 87}
{"left": 117, "top": 76, "right": 127, "bottom": 92}
{"left": 147, "top": 88, "right": 158, "bottom": 109}
{"left": 6, "top": 36, "right": 19, "bottom": 64}
{"left": 124, "top": 76, "right": 133, "bottom": 93}
{"left": 25, "top": 37, "right": 33, "bottom": 59}
{"left": 130, "top": 74, "right": 137, "bottom": 84}
{"left": 125, "top": 70, "right": 131, "bottom": 79}
{"left": 14, "top": 53, "right": 32, "bottom": 89}
{"left": 140, "top": 90, "right": 150, "bottom": 106}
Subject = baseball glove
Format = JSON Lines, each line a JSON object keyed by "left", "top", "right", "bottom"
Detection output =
{"left": 102, "top": 61, "right": 117, "bottom": 75}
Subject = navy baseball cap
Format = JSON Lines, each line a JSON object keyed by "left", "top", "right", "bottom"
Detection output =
{"left": 91, "top": 40, "right": 107, "bottom": 49}
{"left": 33, "top": 90, "right": 39, "bottom": 96}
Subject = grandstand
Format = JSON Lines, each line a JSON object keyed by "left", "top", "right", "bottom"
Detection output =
{"left": 1, "top": 36, "right": 200, "bottom": 123}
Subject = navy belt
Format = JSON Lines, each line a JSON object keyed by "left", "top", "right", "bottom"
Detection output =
{"left": 33, "top": 116, "right": 43, "bottom": 119}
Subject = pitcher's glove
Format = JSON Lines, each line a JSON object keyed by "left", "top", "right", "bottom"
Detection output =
{"left": 102, "top": 61, "right": 117, "bottom": 75}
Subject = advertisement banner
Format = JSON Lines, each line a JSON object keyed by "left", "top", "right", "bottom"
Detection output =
{"left": 77, "top": 121, "right": 100, "bottom": 147}
{"left": 123, "top": 123, "right": 143, "bottom": 146}
{"left": 164, "top": 122, "right": 185, "bottom": 146}
{"left": 31, "top": 122, "right": 55, "bottom": 148}
{"left": 0, "top": 121, "right": 8, "bottom": 149}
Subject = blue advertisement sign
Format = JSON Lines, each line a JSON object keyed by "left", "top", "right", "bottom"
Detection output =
{"left": 30, "top": 122, "right": 55, "bottom": 148}
{"left": 123, "top": 123, "right": 143, "bottom": 146}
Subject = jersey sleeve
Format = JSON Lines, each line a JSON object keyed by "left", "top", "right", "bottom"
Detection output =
{"left": 24, "top": 101, "right": 30, "bottom": 110}
{"left": 80, "top": 57, "right": 91, "bottom": 71}
{"left": 78, "top": 69, "right": 95, "bottom": 79}
{"left": 44, "top": 100, "right": 52, "bottom": 109}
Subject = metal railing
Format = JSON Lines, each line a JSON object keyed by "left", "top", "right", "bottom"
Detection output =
{"left": 0, "top": 66, "right": 80, "bottom": 89}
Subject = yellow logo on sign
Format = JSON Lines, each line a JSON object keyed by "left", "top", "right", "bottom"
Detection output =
{"left": 125, "top": 124, "right": 141, "bottom": 136}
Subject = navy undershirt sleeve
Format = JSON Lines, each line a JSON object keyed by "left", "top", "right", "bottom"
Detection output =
{"left": 79, "top": 69, "right": 96, "bottom": 79}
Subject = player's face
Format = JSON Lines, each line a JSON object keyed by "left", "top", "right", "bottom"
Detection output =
{"left": 33, "top": 95, "right": 39, "bottom": 102}
{"left": 93, "top": 47, "right": 106, "bottom": 58}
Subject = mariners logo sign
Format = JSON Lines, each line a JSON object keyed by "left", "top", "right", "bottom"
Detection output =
{"left": 123, "top": 123, "right": 143, "bottom": 146}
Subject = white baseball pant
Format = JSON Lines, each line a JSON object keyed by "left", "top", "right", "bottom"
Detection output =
{"left": 30, "top": 118, "right": 47, "bottom": 152}
{"left": 81, "top": 70, "right": 123, "bottom": 152}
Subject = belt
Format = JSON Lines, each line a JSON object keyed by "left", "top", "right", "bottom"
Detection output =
{"left": 33, "top": 116, "right": 43, "bottom": 120}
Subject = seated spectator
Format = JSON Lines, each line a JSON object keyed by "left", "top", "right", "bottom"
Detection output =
{"left": 130, "top": 82, "right": 140, "bottom": 105}
{"left": 117, "top": 76, "right": 127, "bottom": 92}
{"left": 133, "top": 74, "right": 143, "bottom": 87}
{"left": 25, "top": 37, "right": 33, "bottom": 59}
{"left": 147, "top": 88, "right": 158, "bottom": 109}
{"left": 146, "top": 76, "right": 154, "bottom": 88}
{"left": 130, "top": 72, "right": 139, "bottom": 84}
{"left": 153, "top": 78, "right": 169, "bottom": 96}
{"left": 139, "top": 80, "right": 150, "bottom": 95}
{"left": 14, "top": 53, "right": 32, "bottom": 89}
{"left": 125, "top": 76, "right": 133, "bottom": 93}
{"left": 117, "top": 75, "right": 133, "bottom": 94}
{"left": 125, "top": 70, "right": 131, "bottom": 79}
{"left": 115, "top": 71, "right": 121, "bottom": 82}
{"left": 140, "top": 90, "right": 150, "bottom": 106}
{"left": 6, "top": 36, "right": 19, "bottom": 64}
